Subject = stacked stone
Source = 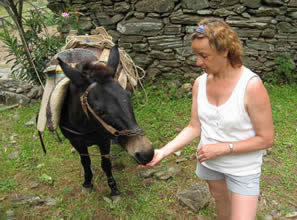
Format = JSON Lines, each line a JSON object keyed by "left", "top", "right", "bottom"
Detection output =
{"left": 47, "top": 0, "right": 297, "bottom": 81}
{"left": 0, "top": 79, "right": 42, "bottom": 105}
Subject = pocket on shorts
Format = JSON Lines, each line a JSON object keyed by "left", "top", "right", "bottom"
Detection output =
{"left": 196, "top": 163, "right": 224, "bottom": 180}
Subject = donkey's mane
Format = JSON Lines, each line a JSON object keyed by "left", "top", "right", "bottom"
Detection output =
{"left": 80, "top": 62, "right": 114, "bottom": 82}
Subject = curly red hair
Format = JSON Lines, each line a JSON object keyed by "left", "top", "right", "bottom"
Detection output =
{"left": 192, "top": 18, "right": 243, "bottom": 67}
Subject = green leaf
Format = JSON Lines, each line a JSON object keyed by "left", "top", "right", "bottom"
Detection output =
{"left": 39, "top": 173, "right": 54, "bottom": 184}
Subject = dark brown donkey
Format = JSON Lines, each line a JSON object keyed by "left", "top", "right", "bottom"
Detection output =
{"left": 57, "top": 45, "right": 154, "bottom": 196}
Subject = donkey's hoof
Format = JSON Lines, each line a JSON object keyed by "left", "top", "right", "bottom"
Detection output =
{"left": 82, "top": 187, "right": 93, "bottom": 194}
{"left": 83, "top": 183, "right": 93, "bottom": 188}
{"left": 111, "top": 195, "right": 121, "bottom": 202}
{"left": 82, "top": 183, "right": 93, "bottom": 193}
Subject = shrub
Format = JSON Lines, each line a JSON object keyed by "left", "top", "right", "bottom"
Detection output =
{"left": 0, "top": 9, "right": 64, "bottom": 85}
{"left": 46, "top": 10, "right": 83, "bottom": 35}
{"left": 274, "top": 55, "right": 296, "bottom": 85}
{"left": 263, "top": 55, "right": 296, "bottom": 85}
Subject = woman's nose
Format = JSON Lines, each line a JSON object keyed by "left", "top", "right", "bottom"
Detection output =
{"left": 196, "top": 57, "right": 204, "bottom": 66}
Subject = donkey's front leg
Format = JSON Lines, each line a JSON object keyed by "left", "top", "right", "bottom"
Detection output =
{"left": 99, "top": 142, "right": 120, "bottom": 197}
{"left": 72, "top": 143, "right": 93, "bottom": 189}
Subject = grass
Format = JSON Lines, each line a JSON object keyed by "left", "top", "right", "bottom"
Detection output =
{"left": 258, "top": 83, "right": 297, "bottom": 216}
{"left": 0, "top": 0, "right": 48, "bottom": 17}
{"left": 0, "top": 82, "right": 296, "bottom": 219}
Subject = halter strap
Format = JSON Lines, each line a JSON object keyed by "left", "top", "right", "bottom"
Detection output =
{"left": 80, "top": 82, "right": 145, "bottom": 137}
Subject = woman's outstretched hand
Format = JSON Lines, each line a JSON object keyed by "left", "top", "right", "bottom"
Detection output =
{"left": 138, "top": 149, "right": 165, "bottom": 168}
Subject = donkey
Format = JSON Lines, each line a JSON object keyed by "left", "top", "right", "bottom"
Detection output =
{"left": 57, "top": 45, "right": 154, "bottom": 196}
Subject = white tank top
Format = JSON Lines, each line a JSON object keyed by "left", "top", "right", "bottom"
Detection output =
{"left": 197, "top": 67, "right": 264, "bottom": 176}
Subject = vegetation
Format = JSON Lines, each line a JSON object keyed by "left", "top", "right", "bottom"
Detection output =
{"left": 0, "top": 82, "right": 296, "bottom": 219}
{"left": 274, "top": 55, "right": 296, "bottom": 85}
{"left": 262, "top": 55, "right": 296, "bottom": 85}
{"left": 0, "top": 9, "right": 64, "bottom": 84}
{"left": 0, "top": 0, "right": 48, "bottom": 18}
{"left": 0, "top": 1, "right": 79, "bottom": 85}
{"left": 0, "top": 0, "right": 48, "bottom": 85}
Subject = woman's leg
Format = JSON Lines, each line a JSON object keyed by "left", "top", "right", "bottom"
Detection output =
{"left": 231, "top": 192, "right": 258, "bottom": 220}
{"left": 206, "top": 180, "right": 231, "bottom": 220}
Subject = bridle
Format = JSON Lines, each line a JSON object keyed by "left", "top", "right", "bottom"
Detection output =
{"left": 80, "top": 82, "right": 145, "bottom": 137}
{"left": 38, "top": 82, "right": 144, "bottom": 156}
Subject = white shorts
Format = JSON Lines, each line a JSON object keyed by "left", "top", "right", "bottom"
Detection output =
{"left": 196, "top": 163, "right": 261, "bottom": 196}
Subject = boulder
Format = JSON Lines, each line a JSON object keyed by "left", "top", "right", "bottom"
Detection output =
{"left": 176, "top": 184, "right": 211, "bottom": 212}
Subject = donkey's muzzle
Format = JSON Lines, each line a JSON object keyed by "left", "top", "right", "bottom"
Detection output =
{"left": 135, "top": 150, "right": 154, "bottom": 165}
{"left": 121, "top": 135, "right": 154, "bottom": 164}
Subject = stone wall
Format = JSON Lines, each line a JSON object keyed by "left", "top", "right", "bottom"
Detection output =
{"left": 0, "top": 79, "right": 42, "bottom": 105}
{"left": 47, "top": 0, "right": 297, "bottom": 81}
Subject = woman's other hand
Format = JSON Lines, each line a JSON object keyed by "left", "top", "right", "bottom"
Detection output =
{"left": 197, "top": 143, "right": 230, "bottom": 163}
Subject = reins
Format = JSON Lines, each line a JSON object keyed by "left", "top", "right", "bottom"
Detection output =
{"left": 80, "top": 82, "right": 145, "bottom": 137}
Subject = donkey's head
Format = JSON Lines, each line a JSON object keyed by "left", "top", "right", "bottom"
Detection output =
{"left": 57, "top": 45, "right": 154, "bottom": 165}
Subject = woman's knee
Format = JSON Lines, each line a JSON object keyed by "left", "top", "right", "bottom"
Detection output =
{"left": 209, "top": 188, "right": 228, "bottom": 201}
{"left": 207, "top": 180, "right": 230, "bottom": 200}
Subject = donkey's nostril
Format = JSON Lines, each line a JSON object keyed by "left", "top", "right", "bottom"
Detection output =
{"left": 135, "top": 152, "right": 141, "bottom": 159}
{"left": 135, "top": 151, "right": 154, "bottom": 165}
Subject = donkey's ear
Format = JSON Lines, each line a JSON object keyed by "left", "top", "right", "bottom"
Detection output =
{"left": 57, "top": 57, "right": 86, "bottom": 87}
{"left": 107, "top": 45, "right": 120, "bottom": 77}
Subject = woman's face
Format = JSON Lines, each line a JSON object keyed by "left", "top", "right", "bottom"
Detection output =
{"left": 192, "top": 38, "right": 228, "bottom": 75}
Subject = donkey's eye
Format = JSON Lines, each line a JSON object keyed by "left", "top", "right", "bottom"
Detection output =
{"left": 97, "top": 110, "right": 105, "bottom": 116}
{"left": 126, "top": 90, "right": 131, "bottom": 97}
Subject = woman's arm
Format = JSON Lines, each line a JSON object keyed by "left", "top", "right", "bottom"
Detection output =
{"left": 232, "top": 76, "right": 274, "bottom": 153}
{"left": 141, "top": 77, "right": 202, "bottom": 167}
{"left": 197, "top": 77, "right": 274, "bottom": 162}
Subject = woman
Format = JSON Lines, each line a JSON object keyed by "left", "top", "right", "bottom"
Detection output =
{"left": 140, "top": 18, "right": 274, "bottom": 220}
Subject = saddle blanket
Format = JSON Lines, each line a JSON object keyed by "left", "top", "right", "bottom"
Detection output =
{"left": 37, "top": 73, "right": 69, "bottom": 132}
